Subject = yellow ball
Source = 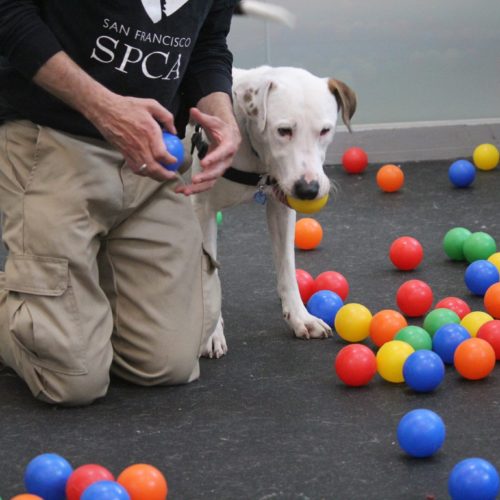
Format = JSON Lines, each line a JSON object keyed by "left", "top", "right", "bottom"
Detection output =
{"left": 334, "top": 303, "right": 372, "bottom": 342}
{"left": 460, "top": 311, "right": 493, "bottom": 337}
{"left": 473, "top": 143, "right": 499, "bottom": 171}
{"left": 487, "top": 252, "right": 500, "bottom": 275}
{"left": 376, "top": 340, "right": 415, "bottom": 383}
{"left": 287, "top": 194, "right": 329, "bottom": 214}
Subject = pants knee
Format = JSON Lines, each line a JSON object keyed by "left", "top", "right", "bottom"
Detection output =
{"left": 31, "top": 368, "right": 110, "bottom": 407}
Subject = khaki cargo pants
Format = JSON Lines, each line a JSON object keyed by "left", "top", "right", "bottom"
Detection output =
{"left": 0, "top": 120, "right": 220, "bottom": 406}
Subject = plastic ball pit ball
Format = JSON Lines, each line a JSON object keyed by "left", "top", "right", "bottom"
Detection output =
{"left": 448, "top": 458, "right": 500, "bottom": 500}
{"left": 341, "top": 147, "right": 368, "bottom": 174}
{"left": 473, "top": 143, "right": 500, "bottom": 171}
{"left": 24, "top": 453, "right": 73, "bottom": 500}
{"left": 376, "top": 340, "right": 415, "bottom": 383}
{"left": 403, "top": 350, "right": 445, "bottom": 393}
{"left": 294, "top": 218, "right": 323, "bottom": 250}
{"left": 161, "top": 131, "right": 184, "bottom": 171}
{"left": 389, "top": 236, "right": 423, "bottom": 270}
{"left": 448, "top": 159, "right": 476, "bottom": 187}
{"left": 434, "top": 296, "right": 471, "bottom": 319}
{"left": 66, "top": 464, "right": 115, "bottom": 500}
{"left": 307, "top": 290, "right": 344, "bottom": 327}
{"left": 11, "top": 496, "right": 43, "bottom": 500}
{"left": 432, "top": 324, "right": 471, "bottom": 364}
{"left": 423, "top": 308, "right": 460, "bottom": 337}
{"left": 464, "top": 260, "right": 499, "bottom": 296}
{"left": 286, "top": 194, "right": 329, "bottom": 214}
{"left": 462, "top": 231, "right": 497, "bottom": 263}
{"left": 396, "top": 279, "right": 433, "bottom": 317}
{"left": 369, "top": 309, "right": 408, "bottom": 347}
{"left": 394, "top": 325, "right": 432, "bottom": 351}
{"left": 117, "top": 464, "right": 168, "bottom": 500}
{"left": 443, "top": 227, "right": 471, "bottom": 261}
{"left": 296, "top": 269, "right": 315, "bottom": 304}
{"left": 461, "top": 311, "right": 494, "bottom": 337}
{"left": 313, "top": 271, "right": 349, "bottom": 301}
{"left": 484, "top": 282, "right": 500, "bottom": 318}
{"left": 376, "top": 164, "right": 404, "bottom": 192}
{"left": 488, "top": 252, "right": 500, "bottom": 274}
{"left": 454, "top": 337, "right": 496, "bottom": 380}
{"left": 397, "top": 409, "right": 446, "bottom": 458}
{"left": 334, "top": 344, "right": 377, "bottom": 386}
{"left": 81, "top": 481, "right": 130, "bottom": 500}
{"left": 477, "top": 320, "right": 500, "bottom": 360}
{"left": 334, "top": 303, "right": 372, "bottom": 342}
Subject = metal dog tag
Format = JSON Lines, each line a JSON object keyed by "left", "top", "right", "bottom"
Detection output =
{"left": 253, "top": 189, "right": 267, "bottom": 205}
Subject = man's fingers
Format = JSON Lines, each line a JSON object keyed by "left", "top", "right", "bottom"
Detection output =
{"left": 149, "top": 99, "right": 177, "bottom": 135}
{"left": 175, "top": 179, "right": 217, "bottom": 196}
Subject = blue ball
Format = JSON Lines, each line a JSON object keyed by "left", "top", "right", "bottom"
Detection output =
{"left": 397, "top": 409, "right": 446, "bottom": 458}
{"left": 81, "top": 481, "right": 131, "bottom": 500}
{"left": 448, "top": 458, "right": 499, "bottom": 500}
{"left": 403, "top": 350, "right": 445, "bottom": 392}
{"left": 433, "top": 323, "right": 471, "bottom": 364}
{"left": 464, "top": 260, "right": 499, "bottom": 296}
{"left": 448, "top": 159, "right": 476, "bottom": 188}
{"left": 306, "top": 290, "right": 343, "bottom": 326}
{"left": 24, "top": 453, "right": 73, "bottom": 500}
{"left": 162, "top": 131, "right": 185, "bottom": 171}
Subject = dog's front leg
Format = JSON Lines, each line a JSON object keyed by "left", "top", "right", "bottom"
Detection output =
{"left": 266, "top": 199, "right": 332, "bottom": 339}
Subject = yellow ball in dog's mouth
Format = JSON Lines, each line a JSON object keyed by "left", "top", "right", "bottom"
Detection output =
{"left": 286, "top": 194, "right": 329, "bottom": 214}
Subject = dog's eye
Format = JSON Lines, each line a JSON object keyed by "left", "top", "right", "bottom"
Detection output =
{"left": 320, "top": 128, "right": 331, "bottom": 136}
{"left": 278, "top": 127, "right": 293, "bottom": 138}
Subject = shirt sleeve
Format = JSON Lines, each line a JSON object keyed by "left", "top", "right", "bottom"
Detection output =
{"left": 0, "top": 0, "right": 63, "bottom": 78}
{"left": 180, "top": 2, "right": 237, "bottom": 107}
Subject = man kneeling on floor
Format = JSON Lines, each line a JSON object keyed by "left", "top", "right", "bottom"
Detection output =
{"left": 0, "top": 1, "right": 241, "bottom": 405}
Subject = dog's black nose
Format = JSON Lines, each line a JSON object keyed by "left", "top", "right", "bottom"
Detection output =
{"left": 292, "top": 177, "right": 320, "bottom": 200}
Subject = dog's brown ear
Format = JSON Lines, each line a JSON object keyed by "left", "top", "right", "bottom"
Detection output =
{"left": 328, "top": 79, "right": 357, "bottom": 132}
{"left": 234, "top": 80, "right": 274, "bottom": 132}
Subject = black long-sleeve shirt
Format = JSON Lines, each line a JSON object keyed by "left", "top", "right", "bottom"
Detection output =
{"left": 0, "top": 0, "right": 237, "bottom": 138}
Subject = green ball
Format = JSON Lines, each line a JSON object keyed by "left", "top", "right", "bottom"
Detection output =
{"left": 462, "top": 231, "right": 497, "bottom": 263}
{"left": 216, "top": 211, "right": 223, "bottom": 225}
{"left": 394, "top": 325, "right": 432, "bottom": 350}
{"left": 443, "top": 227, "right": 471, "bottom": 261}
{"left": 423, "top": 308, "right": 460, "bottom": 337}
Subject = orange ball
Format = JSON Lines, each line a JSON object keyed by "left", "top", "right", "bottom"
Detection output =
{"left": 484, "top": 282, "right": 500, "bottom": 318}
{"left": 294, "top": 217, "right": 323, "bottom": 250}
{"left": 369, "top": 309, "right": 408, "bottom": 347}
{"left": 118, "top": 464, "right": 168, "bottom": 500}
{"left": 376, "top": 164, "right": 405, "bottom": 192}
{"left": 454, "top": 337, "right": 496, "bottom": 380}
{"left": 11, "top": 496, "right": 43, "bottom": 500}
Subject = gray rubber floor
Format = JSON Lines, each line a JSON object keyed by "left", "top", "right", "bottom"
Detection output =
{"left": 0, "top": 160, "right": 499, "bottom": 499}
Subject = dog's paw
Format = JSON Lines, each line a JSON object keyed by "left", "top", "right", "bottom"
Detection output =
{"left": 201, "top": 318, "right": 228, "bottom": 359}
{"left": 286, "top": 311, "right": 332, "bottom": 339}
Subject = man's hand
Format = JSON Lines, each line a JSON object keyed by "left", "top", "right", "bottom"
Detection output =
{"left": 33, "top": 51, "right": 180, "bottom": 182}
{"left": 176, "top": 94, "right": 241, "bottom": 196}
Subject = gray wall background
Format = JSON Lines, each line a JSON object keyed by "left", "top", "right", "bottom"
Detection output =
{"left": 228, "top": 0, "right": 500, "bottom": 125}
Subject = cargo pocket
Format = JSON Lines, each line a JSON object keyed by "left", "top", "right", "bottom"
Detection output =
{"left": 5, "top": 254, "right": 88, "bottom": 375}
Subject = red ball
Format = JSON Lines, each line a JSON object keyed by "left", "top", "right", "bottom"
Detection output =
{"left": 296, "top": 269, "right": 315, "bottom": 304}
{"left": 396, "top": 279, "right": 434, "bottom": 317}
{"left": 477, "top": 320, "right": 500, "bottom": 360}
{"left": 313, "top": 271, "right": 349, "bottom": 301}
{"left": 434, "top": 296, "right": 471, "bottom": 319}
{"left": 334, "top": 344, "right": 377, "bottom": 386}
{"left": 389, "top": 236, "right": 424, "bottom": 270}
{"left": 341, "top": 147, "right": 368, "bottom": 174}
{"left": 66, "top": 464, "right": 114, "bottom": 500}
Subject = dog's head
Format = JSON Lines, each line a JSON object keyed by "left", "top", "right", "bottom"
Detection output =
{"left": 233, "top": 66, "right": 356, "bottom": 202}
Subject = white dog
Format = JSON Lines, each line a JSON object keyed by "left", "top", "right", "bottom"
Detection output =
{"left": 188, "top": 65, "right": 356, "bottom": 358}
